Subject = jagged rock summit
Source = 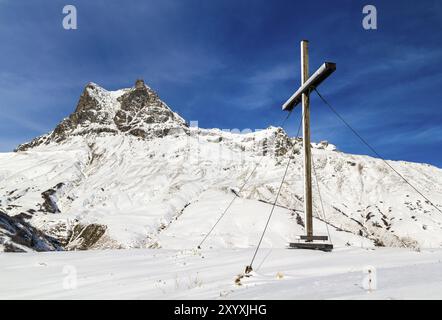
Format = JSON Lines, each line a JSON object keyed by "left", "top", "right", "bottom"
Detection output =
{"left": 16, "top": 79, "right": 188, "bottom": 151}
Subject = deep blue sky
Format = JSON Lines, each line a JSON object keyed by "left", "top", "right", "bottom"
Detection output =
{"left": 1, "top": 0, "right": 441, "bottom": 167}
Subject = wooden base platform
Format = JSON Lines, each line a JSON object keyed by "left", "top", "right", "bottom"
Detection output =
{"left": 288, "top": 242, "right": 333, "bottom": 252}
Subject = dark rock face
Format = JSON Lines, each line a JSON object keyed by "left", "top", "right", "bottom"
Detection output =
{"left": 39, "top": 183, "right": 64, "bottom": 213}
{"left": 15, "top": 135, "right": 51, "bottom": 151}
{"left": 0, "top": 211, "right": 62, "bottom": 252}
{"left": 15, "top": 80, "right": 187, "bottom": 151}
{"left": 114, "top": 81, "right": 186, "bottom": 138}
{"left": 273, "top": 127, "right": 294, "bottom": 157}
{"left": 56, "top": 83, "right": 118, "bottom": 134}
{"left": 259, "top": 127, "right": 294, "bottom": 157}
{"left": 135, "top": 79, "right": 145, "bottom": 89}
{"left": 66, "top": 223, "right": 107, "bottom": 250}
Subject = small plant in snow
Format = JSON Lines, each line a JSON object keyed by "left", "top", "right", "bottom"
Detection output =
{"left": 187, "top": 273, "right": 203, "bottom": 289}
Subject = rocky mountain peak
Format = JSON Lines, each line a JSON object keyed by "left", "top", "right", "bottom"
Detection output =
{"left": 113, "top": 79, "right": 186, "bottom": 136}
{"left": 16, "top": 80, "right": 188, "bottom": 151}
{"left": 135, "top": 79, "right": 145, "bottom": 89}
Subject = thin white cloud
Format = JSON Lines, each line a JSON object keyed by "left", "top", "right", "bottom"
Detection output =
{"left": 1, "top": 113, "right": 49, "bottom": 133}
{"left": 225, "top": 61, "right": 295, "bottom": 110}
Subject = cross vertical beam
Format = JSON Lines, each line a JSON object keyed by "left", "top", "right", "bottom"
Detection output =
{"left": 300, "top": 40, "right": 313, "bottom": 241}
{"left": 283, "top": 40, "right": 335, "bottom": 251}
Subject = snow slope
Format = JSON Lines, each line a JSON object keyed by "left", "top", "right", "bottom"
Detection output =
{"left": 1, "top": 247, "right": 442, "bottom": 299}
{"left": 1, "top": 80, "right": 442, "bottom": 252}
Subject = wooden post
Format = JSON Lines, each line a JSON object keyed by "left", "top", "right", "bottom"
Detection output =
{"left": 301, "top": 40, "right": 313, "bottom": 241}
{"left": 284, "top": 40, "right": 335, "bottom": 251}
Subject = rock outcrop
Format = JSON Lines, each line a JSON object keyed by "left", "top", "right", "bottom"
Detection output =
{"left": 0, "top": 211, "right": 62, "bottom": 252}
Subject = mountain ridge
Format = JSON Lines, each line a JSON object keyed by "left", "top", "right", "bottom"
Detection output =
{"left": 2, "top": 80, "right": 442, "bottom": 252}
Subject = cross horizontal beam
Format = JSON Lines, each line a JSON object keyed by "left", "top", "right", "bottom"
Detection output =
{"left": 282, "top": 62, "right": 336, "bottom": 111}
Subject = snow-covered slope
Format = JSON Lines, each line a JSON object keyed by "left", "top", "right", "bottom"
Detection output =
{"left": 1, "top": 80, "right": 442, "bottom": 252}
{"left": 2, "top": 247, "right": 442, "bottom": 299}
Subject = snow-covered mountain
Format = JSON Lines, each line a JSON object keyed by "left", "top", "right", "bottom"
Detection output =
{"left": 1, "top": 80, "right": 442, "bottom": 252}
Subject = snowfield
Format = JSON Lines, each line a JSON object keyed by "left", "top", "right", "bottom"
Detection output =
{"left": 2, "top": 127, "right": 442, "bottom": 251}
{"left": 1, "top": 247, "right": 442, "bottom": 299}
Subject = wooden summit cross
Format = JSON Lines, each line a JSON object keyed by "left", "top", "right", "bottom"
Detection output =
{"left": 282, "top": 40, "right": 336, "bottom": 252}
